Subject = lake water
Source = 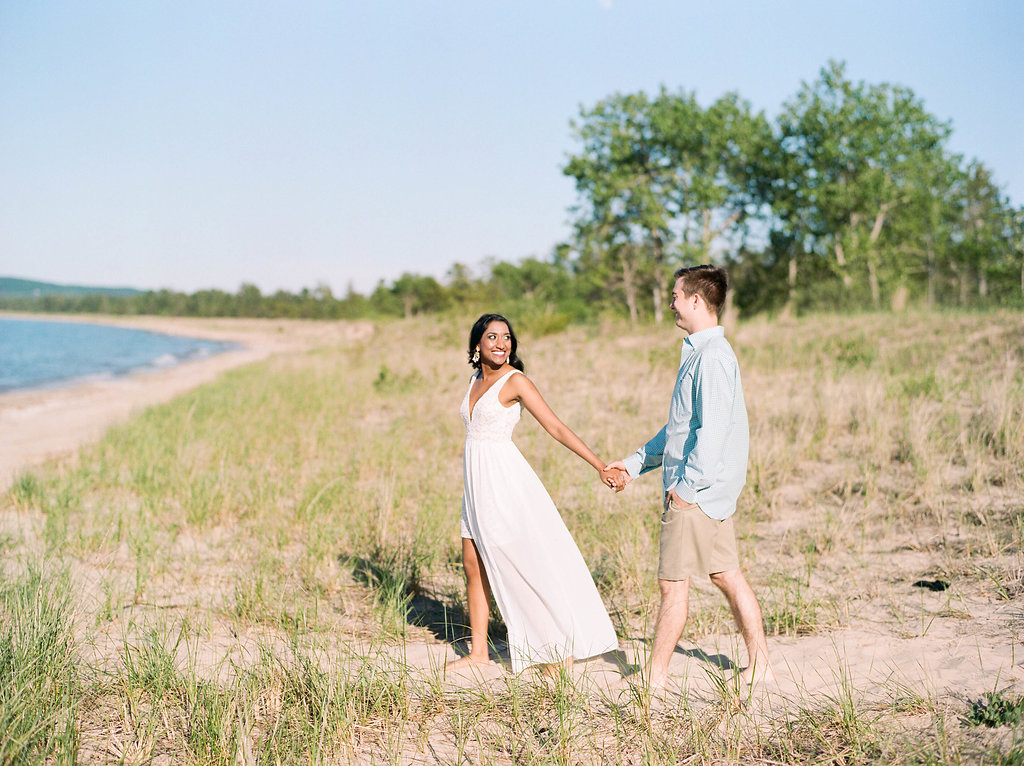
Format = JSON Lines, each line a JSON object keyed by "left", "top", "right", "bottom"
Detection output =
{"left": 0, "top": 317, "right": 239, "bottom": 393}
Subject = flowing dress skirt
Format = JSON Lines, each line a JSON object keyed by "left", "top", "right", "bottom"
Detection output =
{"left": 461, "top": 436, "right": 618, "bottom": 672}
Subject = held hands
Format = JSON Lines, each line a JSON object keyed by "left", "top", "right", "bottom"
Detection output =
{"left": 600, "top": 460, "right": 631, "bottom": 493}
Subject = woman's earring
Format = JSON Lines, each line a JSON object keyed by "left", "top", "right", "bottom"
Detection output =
{"left": 472, "top": 348, "right": 480, "bottom": 364}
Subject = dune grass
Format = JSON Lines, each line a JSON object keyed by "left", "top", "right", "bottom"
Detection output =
{"left": 1, "top": 309, "right": 1023, "bottom": 763}
{"left": 0, "top": 563, "right": 80, "bottom": 764}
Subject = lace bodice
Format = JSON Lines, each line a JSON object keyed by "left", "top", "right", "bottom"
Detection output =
{"left": 461, "top": 370, "right": 521, "bottom": 442}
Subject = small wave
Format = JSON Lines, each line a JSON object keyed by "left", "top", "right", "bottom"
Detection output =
{"left": 182, "top": 347, "right": 214, "bottom": 361}
{"left": 126, "top": 345, "right": 227, "bottom": 376}
{"left": 150, "top": 353, "right": 179, "bottom": 368}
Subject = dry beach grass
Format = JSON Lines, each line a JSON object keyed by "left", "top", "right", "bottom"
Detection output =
{"left": 1, "top": 310, "right": 1022, "bottom": 764}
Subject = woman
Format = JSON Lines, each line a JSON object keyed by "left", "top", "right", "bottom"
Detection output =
{"left": 448, "top": 313, "right": 619, "bottom": 675}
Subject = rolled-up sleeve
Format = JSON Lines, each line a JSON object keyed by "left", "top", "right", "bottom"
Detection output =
{"left": 623, "top": 425, "right": 667, "bottom": 479}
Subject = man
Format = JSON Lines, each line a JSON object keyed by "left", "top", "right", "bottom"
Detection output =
{"left": 606, "top": 265, "right": 774, "bottom": 690}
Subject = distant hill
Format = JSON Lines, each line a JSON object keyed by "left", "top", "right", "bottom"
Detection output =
{"left": 0, "top": 277, "right": 143, "bottom": 298}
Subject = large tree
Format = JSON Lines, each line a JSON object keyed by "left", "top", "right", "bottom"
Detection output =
{"left": 946, "top": 161, "right": 1016, "bottom": 304}
{"left": 564, "top": 89, "right": 771, "bottom": 321}
{"left": 564, "top": 92, "right": 673, "bottom": 322}
{"left": 774, "top": 61, "right": 954, "bottom": 309}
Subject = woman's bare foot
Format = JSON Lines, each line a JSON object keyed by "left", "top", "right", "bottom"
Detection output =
{"left": 540, "top": 656, "right": 574, "bottom": 679}
{"left": 446, "top": 654, "right": 496, "bottom": 672}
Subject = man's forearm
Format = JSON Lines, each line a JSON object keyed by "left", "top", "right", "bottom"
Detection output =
{"left": 623, "top": 425, "right": 668, "bottom": 478}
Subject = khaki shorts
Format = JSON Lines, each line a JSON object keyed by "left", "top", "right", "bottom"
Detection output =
{"left": 658, "top": 495, "right": 740, "bottom": 581}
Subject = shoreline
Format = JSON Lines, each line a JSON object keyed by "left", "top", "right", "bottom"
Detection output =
{"left": 0, "top": 312, "right": 374, "bottom": 489}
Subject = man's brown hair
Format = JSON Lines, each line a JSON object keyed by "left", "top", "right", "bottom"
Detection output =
{"left": 673, "top": 265, "right": 728, "bottom": 317}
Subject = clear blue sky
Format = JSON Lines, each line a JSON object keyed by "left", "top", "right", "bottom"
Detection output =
{"left": 1, "top": 1, "right": 1021, "bottom": 295}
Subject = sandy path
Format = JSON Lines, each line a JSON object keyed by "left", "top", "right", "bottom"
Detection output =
{"left": 399, "top": 622, "right": 1023, "bottom": 734}
{"left": 0, "top": 312, "right": 373, "bottom": 489}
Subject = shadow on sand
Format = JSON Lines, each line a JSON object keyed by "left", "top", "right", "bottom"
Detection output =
{"left": 340, "top": 550, "right": 511, "bottom": 664}
{"left": 677, "top": 646, "right": 737, "bottom": 671}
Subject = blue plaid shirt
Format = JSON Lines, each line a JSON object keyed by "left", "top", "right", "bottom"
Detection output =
{"left": 623, "top": 326, "right": 749, "bottom": 521}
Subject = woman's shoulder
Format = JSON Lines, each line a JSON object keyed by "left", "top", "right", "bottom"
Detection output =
{"left": 500, "top": 368, "right": 534, "bottom": 396}
{"left": 492, "top": 366, "right": 524, "bottom": 388}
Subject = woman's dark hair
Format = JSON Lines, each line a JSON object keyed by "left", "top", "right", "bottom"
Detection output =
{"left": 468, "top": 313, "right": 525, "bottom": 372}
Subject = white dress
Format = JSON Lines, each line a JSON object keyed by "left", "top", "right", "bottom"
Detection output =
{"left": 459, "top": 369, "right": 618, "bottom": 672}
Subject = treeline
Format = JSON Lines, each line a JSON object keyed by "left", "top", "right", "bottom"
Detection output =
{"left": 0, "top": 262, "right": 586, "bottom": 334}
{"left": 4, "top": 62, "right": 1021, "bottom": 325}
{"left": 564, "top": 61, "right": 1022, "bottom": 319}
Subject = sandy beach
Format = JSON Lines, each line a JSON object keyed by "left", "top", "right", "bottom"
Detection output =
{"left": 0, "top": 312, "right": 373, "bottom": 489}
{"left": 2, "top": 311, "right": 1021, "bottom": 763}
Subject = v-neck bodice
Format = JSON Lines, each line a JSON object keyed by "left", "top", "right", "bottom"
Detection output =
{"left": 460, "top": 370, "right": 521, "bottom": 442}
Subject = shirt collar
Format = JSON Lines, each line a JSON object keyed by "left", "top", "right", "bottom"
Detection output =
{"left": 682, "top": 325, "right": 724, "bottom": 354}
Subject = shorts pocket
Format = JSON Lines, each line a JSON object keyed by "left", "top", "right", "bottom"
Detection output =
{"left": 661, "top": 502, "right": 679, "bottom": 524}
{"left": 662, "top": 496, "right": 693, "bottom": 522}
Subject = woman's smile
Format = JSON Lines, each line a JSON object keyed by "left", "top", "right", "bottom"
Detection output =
{"left": 479, "top": 322, "right": 512, "bottom": 366}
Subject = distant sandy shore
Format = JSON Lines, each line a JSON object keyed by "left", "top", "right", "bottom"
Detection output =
{"left": 0, "top": 312, "right": 374, "bottom": 489}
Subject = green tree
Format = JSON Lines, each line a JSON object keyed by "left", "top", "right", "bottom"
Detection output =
{"left": 775, "top": 60, "right": 953, "bottom": 309}
{"left": 445, "top": 262, "right": 488, "bottom": 309}
{"left": 564, "top": 89, "right": 772, "bottom": 321}
{"left": 1014, "top": 206, "right": 1024, "bottom": 299}
{"left": 388, "top": 273, "right": 448, "bottom": 319}
{"left": 338, "top": 282, "right": 371, "bottom": 318}
{"left": 946, "top": 161, "right": 1014, "bottom": 305}
{"left": 236, "top": 283, "right": 265, "bottom": 317}
{"left": 564, "top": 91, "right": 673, "bottom": 322}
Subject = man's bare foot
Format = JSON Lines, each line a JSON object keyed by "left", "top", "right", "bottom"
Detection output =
{"left": 626, "top": 670, "right": 678, "bottom": 704}
{"left": 738, "top": 660, "right": 776, "bottom": 688}
{"left": 646, "top": 666, "right": 669, "bottom": 692}
{"left": 446, "top": 654, "right": 495, "bottom": 672}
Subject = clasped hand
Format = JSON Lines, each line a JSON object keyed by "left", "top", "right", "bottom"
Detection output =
{"left": 599, "top": 460, "right": 631, "bottom": 493}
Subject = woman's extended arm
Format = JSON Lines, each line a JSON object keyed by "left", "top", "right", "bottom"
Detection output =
{"left": 503, "top": 373, "right": 607, "bottom": 474}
